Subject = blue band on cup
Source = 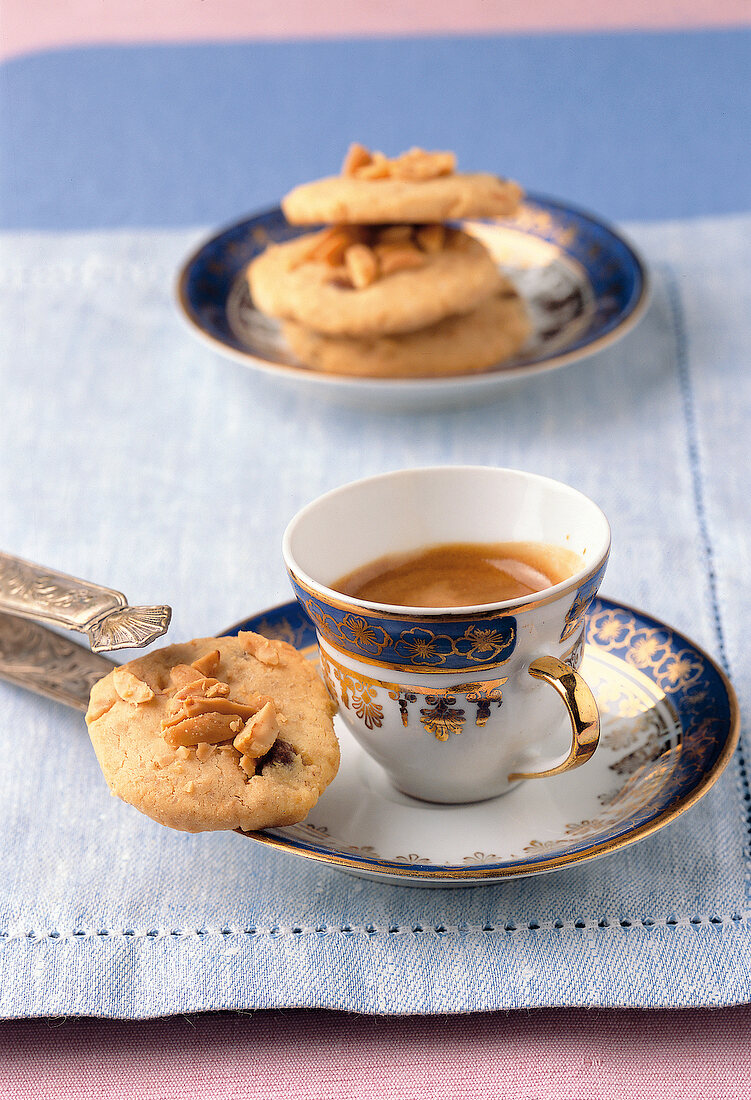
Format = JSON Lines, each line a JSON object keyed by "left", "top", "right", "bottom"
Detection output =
{"left": 560, "top": 557, "right": 610, "bottom": 641}
{"left": 288, "top": 575, "right": 518, "bottom": 673}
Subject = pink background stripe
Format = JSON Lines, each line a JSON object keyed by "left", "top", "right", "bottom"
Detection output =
{"left": 3, "top": 1008, "right": 751, "bottom": 1099}
{"left": 3, "top": 0, "right": 751, "bottom": 60}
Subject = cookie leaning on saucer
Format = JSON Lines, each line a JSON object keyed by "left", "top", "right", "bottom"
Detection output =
{"left": 85, "top": 632, "right": 339, "bottom": 833}
{"left": 282, "top": 144, "right": 523, "bottom": 225}
{"left": 282, "top": 286, "right": 532, "bottom": 378}
{"left": 248, "top": 225, "right": 503, "bottom": 338}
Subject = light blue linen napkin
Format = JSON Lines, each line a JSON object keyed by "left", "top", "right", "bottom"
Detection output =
{"left": 0, "top": 213, "right": 748, "bottom": 1017}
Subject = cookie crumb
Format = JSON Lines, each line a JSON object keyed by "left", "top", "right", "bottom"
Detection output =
{"left": 239, "top": 754, "right": 257, "bottom": 777}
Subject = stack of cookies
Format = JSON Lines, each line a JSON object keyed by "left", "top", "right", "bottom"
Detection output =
{"left": 248, "top": 144, "right": 531, "bottom": 379}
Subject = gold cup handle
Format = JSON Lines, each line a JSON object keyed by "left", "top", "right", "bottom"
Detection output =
{"left": 507, "top": 655, "right": 600, "bottom": 781}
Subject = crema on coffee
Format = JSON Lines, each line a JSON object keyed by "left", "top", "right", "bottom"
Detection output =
{"left": 333, "top": 541, "right": 582, "bottom": 609}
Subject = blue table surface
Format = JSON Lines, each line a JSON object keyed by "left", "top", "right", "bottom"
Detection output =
{"left": 1, "top": 28, "right": 750, "bottom": 230}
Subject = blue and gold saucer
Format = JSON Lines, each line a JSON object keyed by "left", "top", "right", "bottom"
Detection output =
{"left": 227, "top": 596, "right": 738, "bottom": 887}
{"left": 176, "top": 196, "right": 649, "bottom": 409}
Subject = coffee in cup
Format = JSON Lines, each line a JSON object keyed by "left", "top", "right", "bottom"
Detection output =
{"left": 333, "top": 541, "right": 583, "bottom": 608}
{"left": 283, "top": 467, "right": 610, "bottom": 803}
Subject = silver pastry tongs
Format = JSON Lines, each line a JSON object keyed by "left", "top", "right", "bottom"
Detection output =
{"left": 0, "top": 551, "right": 172, "bottom": 710}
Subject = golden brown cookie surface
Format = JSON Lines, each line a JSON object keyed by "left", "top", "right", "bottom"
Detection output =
{"left": 85, "top": 633, "right": 339, "bottom": 833}
{"left": 282, "top": 171, "right": 523, "bottom": 226}
{"left": 282, "top": 286, "right": 531, "bottom": 378}
{"left": 248, "top": 228, "right": 503, "bottom": 338}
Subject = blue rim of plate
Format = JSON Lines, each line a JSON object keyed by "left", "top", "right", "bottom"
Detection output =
{"left": 176, "top": 193, "right": 650, "bottom": 388}
{"left": 223, "top": 596, "right": 739, "bottom": 881}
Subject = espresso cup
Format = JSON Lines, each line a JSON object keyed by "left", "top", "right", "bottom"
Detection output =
{"left": 283, "top": 466, "right": 610, "bottom": 803}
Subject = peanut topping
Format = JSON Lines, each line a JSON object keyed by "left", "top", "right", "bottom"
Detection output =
{"left": 169, "top": 664, "right": 206, "bottom": 690}
{"left": 163, "top": 711, "right": 244, "bottom": 749}
{"left": 341, "top": 143, "right": 456, "bottom": 181}
{"left": 375, "top": 242, "right": 425, "bottom": 276}
{"left": 341, "top": 142, "right": 372, "bottom": 176}
{"left": 191, "top": 649, "right": 220, "bottom": 677}
{"left": 170, "top": 676, "right": 230, "bottom": 702}
{"left": 164, "top": 692, "right": 271, "bottom": 725}
{"left": 232, "top": 701, "right": 279, "bottom": 757}
{"left": 344, "top": 243, "right": 379, "bottom": 289}
{"left": 159, "top": 652, "right": 284, "bottom": 774}
{"left": 112, "top": 668, "right": 154, "bottom": 705}
{"left": 415, "top": 223, "right": 446, "bottom": 253}
{"left": 240, "top": 632, "right": 281, "bottom": 667}
{"left": 291, "top": 223, "right": 461, "bottom": 287}
{"left": 378, "top": 225, "right": 413, "bottom": 244}
{"left": 353, "top": 153, "right": 391, "bottom": 180}
{"left": 298, "top": 225, "right": 365, "bottom": 266}
{"left": 389, "top": 148, "right": 456, "bottom": 180}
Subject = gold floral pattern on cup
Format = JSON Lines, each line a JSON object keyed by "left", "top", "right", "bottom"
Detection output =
{"left": 319, "top": 649, "right": 507, "bottom": 741}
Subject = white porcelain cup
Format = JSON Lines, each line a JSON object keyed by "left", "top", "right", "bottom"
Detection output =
{"left": 283, "top": 466, "right": 611, "bottom": 803}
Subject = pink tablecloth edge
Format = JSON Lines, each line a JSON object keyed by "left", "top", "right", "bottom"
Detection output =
{"left": 2, "top": 1006, "right": 750, "bottom": 1100}
{"left": 4, "top": 0, "right": 751, "bottom": 61}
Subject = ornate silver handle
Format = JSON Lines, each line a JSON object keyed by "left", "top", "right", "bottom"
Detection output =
{"left": 0, "top": 612, "right": 114, "bottom": 711}
{"left": 0, "top": 552, "right": 171, "bottom": 653}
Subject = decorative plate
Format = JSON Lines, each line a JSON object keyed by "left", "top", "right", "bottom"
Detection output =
{"left": 226, "top": 597, "right": 738, "bottom": 887}
{"left": 176, "top": 196, "right": 649, "bottom": 409}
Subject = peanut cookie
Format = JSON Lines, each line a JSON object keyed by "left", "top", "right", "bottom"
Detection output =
{"left": 85, "top": 633, "right": 339, "bottom": 833}
{"left": 282, "top": 285, "right": 531, "bottom": 378}
{"left": 282, "top": 144, "right": 523, "bottom": 225}
{"left": 248, "top": 226, "right": 503, "bottom": 338}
